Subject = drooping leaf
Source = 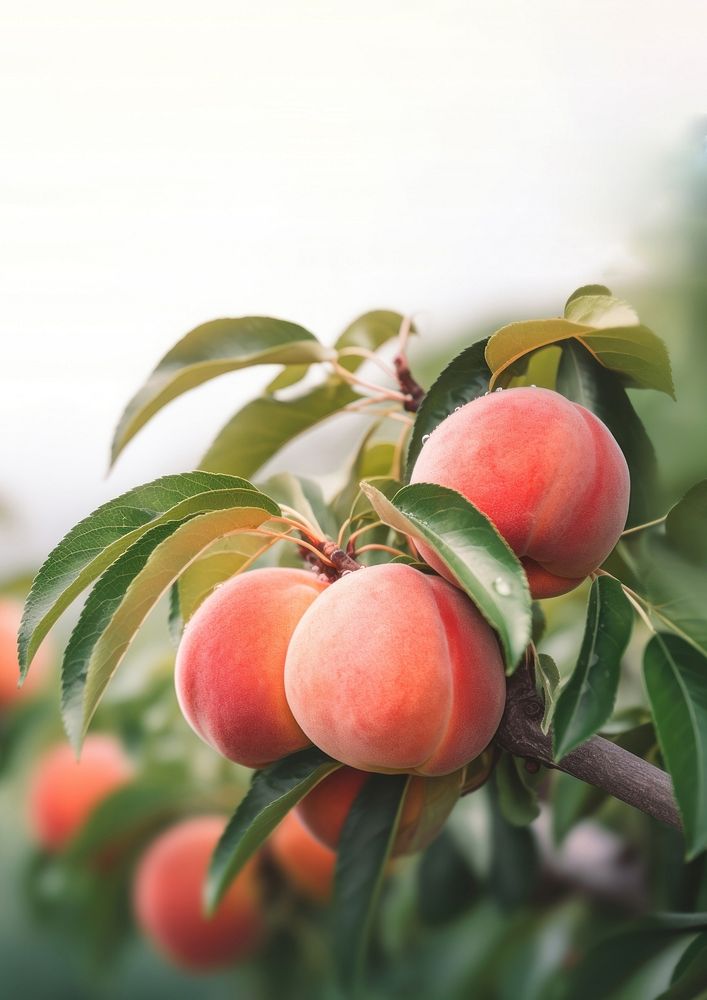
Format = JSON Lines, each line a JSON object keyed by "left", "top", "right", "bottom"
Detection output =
{"left": 661, "top": 932, "right": 707, "bottom": 999}
{"left": 488, "top": 780, "right": 539, "bottom": 908}
{"left": 564, "top": 913, "right": 707, "bottom": 1000}
{"left": 556, "top": 340, "right": 661, "bottom": 526}
{"left": 266, "top": 309, "right": 408, "bottom": 393}
{"left": 553, "top": 576, "right": 633, "bottom": 758}
{"left": 362, "top": 482, "right": 531, "bottom": 670}
{"left": 333, "top": 772, "right": 410, "bottom": 990}
{"left": 535, "top": 652, "right": 560, "bottom": 735}
{"left": 406, "top": 338, "right": 490, "bottom": 476}
{"left": 335, "top": 309, "right": 410, "bottom": 372}
{"left": 62, "top": 492, "right": 279, "bottom": 748}
{"left": 260, "top": 471, "right": 337, "bottom": 540}
{"left": 564, "top": 290, "right": 640, "bottom": 328}
{"left": 417, "top": 829, "right": 478, "bottom": 926}
{"left": 19, "top": 472, "right": 260, "bottom": 677}
{"left": 200, "top": 380, "right": 358, "bottom": 477}
{"left": 665, "top": 480, "right": 707, "bottom": 565}
{"left": 111, "top": 317, "right": 332, "bottom": 464}
{"left": 495, "top": 753, "right": 541, "bottom": 826}
{"left": 564, "top": 284, "right": 612, "bottom": 309}
{"left": 486, "top": 317, "right": 675, "bottom": 397}
{"left": 176, "top": 533, "right": 272, "bottom": 626}
{"left": 206, "top": 748, "right": 340, "bottom": 912}
{"left": 644, "top": 633, "right": 707, "bottom": 858}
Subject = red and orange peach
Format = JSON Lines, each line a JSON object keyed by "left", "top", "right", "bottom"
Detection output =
{"left": 411, "top": 386, "right": 630, "bottom": 598}
{"left": 175, "top": 567, "right": 327, "bottom": 768}
{"left": 284, "top": 563, "right": 505, "bottom": 776}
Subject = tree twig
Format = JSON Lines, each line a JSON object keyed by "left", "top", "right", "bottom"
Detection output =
{"left": 494, "top": 656, "right": 682, "bottom": 831}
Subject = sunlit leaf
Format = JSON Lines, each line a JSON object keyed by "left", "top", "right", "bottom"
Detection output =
{"left": 200, "top": 380, "right": 358, "bottom": 477}
{"left": 111, "top": 317, "right": 332, "bottom": 463}
{"left": 19, "top": 472, "right": 258, "bottom": 678}
{"left": 564, "top": 290, "right": 640, "bottom": 328}
{"left": 486, "top": 317, "right": 674, "bottom": 397}
{"left": 535, "top": 652, "right": 560, "bottom": 735}
{"left": 62, "top": 492, "right": 279, "bottom": 749}
{"left": 362, "top": 482, "right": 531, "bottom": 670}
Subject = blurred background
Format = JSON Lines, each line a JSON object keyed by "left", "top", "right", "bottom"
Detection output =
{"left": 1, "top": 3, "right": 706, "bottom": 998}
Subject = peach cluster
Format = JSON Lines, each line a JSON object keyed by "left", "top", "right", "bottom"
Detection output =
{"left": 174, "top": 387, "right": 630, "bottom": 864}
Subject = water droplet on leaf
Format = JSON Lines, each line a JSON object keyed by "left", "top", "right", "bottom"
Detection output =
{"left": 493, "top": 576, "right": 511, "bottom": 596}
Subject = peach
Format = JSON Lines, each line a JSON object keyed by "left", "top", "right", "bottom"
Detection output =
{"left": 175, "top": 567, "right": 328, "bottom": 768}
{"left": 0, "top": 598, "right": 51, "bottom": 709}
{"left": 133, "top": 815, "right": 264, "bottom": 970}
{"left": 284, "top": 563, "right": 506, "bottom": 777}
{"left": 269, "top": 809, "right": 336, "bottom": 904}
{"left": 297, "top": 766, "right": 462, "bottom": 856}
{"left": 29, "top": 734, "right": 134, "bottom": 851}
{"left": 410, "top": 386, "right": 630, "bottom": 598}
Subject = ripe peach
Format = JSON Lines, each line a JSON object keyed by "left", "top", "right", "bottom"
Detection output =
{"left": 175, "top": 568, "right": 328, "bottom": 768}
{"left": 284, "top": 563, "right": 505, "bottom": 776}
{"left": 0, "top": 598, "right": 51, "bottom": 709}
{"left": 29, "top": 734, "right": 134, "bottom": 851}
{"left": 133, "top": 815, "right": 264, "bottom": 970}
{"left": 297, "top": 766, "right": 463, "bottom": 856}
{"left": 410, "top": 386, "right": 630, "bottom": 598}
{"left": 269, "top": 809, "right": 336, "bottom": 904}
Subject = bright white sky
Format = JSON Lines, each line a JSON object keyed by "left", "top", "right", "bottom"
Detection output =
{"left": 1, "top": 1, "right": 705, "bottom": 571}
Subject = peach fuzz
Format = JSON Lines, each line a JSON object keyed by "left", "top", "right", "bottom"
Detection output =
{"left": 284, "top": 563, "right": 506, "bottom": 777}
{"left": 269, "top": 809, "right": 336, "bottom": 904}
{"left": 297, "top": 766, "right": 462, "bottom": 856}
{"left": 0, "top": 598, "right": 51, "bottom": 709}
{"left": 29, "top": 734, "right": 134, "bottom": 851}
{"left": 410, "top": 386, "right": 630, "bottom": 599}
{"left": 133, "top": 815, "right": 264, "bottom": 970}
{"left": 175, "top": 567, "right": 328, "bottom": 768}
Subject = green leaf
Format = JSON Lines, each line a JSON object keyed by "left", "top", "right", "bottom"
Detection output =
{"left": 206, "top": 748, "right": 340, "bottom": 913}
{"left": 486, "top": 317, "right": 675, "bottom": 397}
{"left": 644, "top": 633, "right": 707, "bottom": 858}
{"left": 661, "top": 932, "right": 707, "bottom": 999}
{"left": 665, "top": 480, "right": 707, "bottom": 566}
{"left": 406, "top": 338, "right": 490, "bottom": 476}
{"left": 495, "top": 753, "right": 541, "bottom": 826}
{"left": 362, "top": 482, "right": 531, "bottom": 670}
{"left": 564, "top": 290, "right": 640, "bottom": 328}
{"left": 265, "top": 309, "right": 407, "bottom": 393}
{"left": 19, "top": 472, "right": 259, "bottom": 678}
{"left": 260, "top": 472, "right": 337, "bottom": 540}
{"left": 488, "top": 780, "right": 539, "bottom": 908}
{"left": 556, "top": 340, "right": 661, "bottom": 526}
{"left": 111, "top": 317, "right": 331, "bottom": 464}
{"left": 564, "top": 914, "right": 707, "bottom": 1000}
{"left": 536, "top": 652, "right": 560, "bottom": 735}
{"left": 200, "top": 380, "right": 358, "bottom": 477}
{"left": 176, "top": 533, "right": 270, "bottom": 626}
{"left": 62, "top": 492, "right": 279, "bottom": 749}
{"left": 553, "top": 577, "right": 633, "bottom": 758}
{"left": 335, "top": 309, "right": 410, "bottom": 372}
{"left": 564, "top": 284, "right": 612, "bottom": 309}
{"left": 333, "top": 772, "right": 410, "bottom": 991}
